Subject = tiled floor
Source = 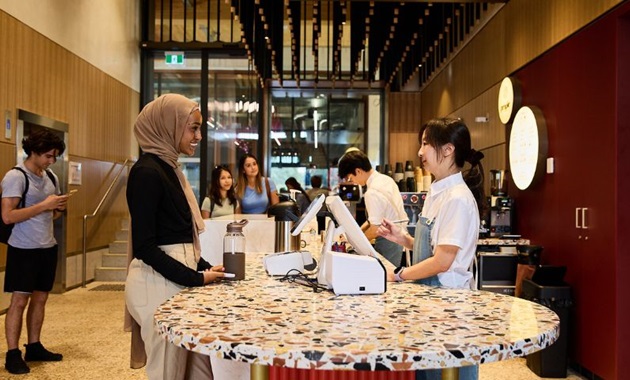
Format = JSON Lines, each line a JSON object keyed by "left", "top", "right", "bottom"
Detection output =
{"left": 0, "top": 282, "right": 586, "bottom": 379}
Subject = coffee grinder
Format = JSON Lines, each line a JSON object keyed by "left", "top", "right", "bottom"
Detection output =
{"left": 488, "top": 170, "right": 514, "bottom": 237}
{"left": 337, "top": 182, "right": 363, "bottom": 219}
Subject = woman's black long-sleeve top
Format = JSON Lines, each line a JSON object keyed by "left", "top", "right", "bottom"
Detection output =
{"left": 126, "top": 153, "right": 211, "bottom": 287}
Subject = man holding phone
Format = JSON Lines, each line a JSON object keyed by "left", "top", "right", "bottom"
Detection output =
{"left": 0, "top": 129, "right": 68, "bottom": 375}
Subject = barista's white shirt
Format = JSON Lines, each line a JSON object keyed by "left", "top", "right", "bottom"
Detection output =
{"left": 364, "top": 171, "right": 408, "bottom": 225}
{"left": 422, "top": 172, "right": 479, "bottom": 289}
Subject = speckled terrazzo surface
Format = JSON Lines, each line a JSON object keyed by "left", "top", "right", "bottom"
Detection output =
{"left": 477, "top": 238, "right": 530, "bottom": 246}
{"left": 155, "top": 252, "right": 559, "bottom": 372}
{"left": 0, "top": 281, "right": 585, "bottom": 379}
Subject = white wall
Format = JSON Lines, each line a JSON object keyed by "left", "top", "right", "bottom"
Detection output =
{"left": 0, "top": 0, "right": 141, "bottom": 92}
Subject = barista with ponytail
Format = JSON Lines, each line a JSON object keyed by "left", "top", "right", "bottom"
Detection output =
{"left": 377, "top": 117, "right": 485, "bottom": 379}
{"left": 378, "top": 117, "right": 486, "bottom": 288}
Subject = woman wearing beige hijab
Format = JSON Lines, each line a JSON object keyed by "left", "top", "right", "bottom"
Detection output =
{"left": 125, "top": 94, "right": 234, "bottom": 379}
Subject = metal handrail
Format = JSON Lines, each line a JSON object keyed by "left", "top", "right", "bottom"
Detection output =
{"left": 81, "top": 159, "right": 133, "bottom": 287}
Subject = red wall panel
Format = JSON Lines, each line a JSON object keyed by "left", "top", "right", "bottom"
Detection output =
{"left": 616, "top": 7, "right": 630, "bottom": 380}
{"left": 510, "top": 2, "right": 630, "bottom": 378}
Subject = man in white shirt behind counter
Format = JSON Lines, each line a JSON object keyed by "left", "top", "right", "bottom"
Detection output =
{"left": 337, "top": 149, "right": 408, "bottom": 266}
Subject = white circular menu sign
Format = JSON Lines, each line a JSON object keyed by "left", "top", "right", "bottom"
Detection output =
{"left": 509, "top": 106, "right": 547, "bottom": 190}
{"left": 498, "top": 77, "right": 521, "bottom": 125}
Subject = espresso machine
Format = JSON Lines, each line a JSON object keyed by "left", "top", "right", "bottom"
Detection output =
{"left": 488, "top": 170, "right": 514, "bottom": 237}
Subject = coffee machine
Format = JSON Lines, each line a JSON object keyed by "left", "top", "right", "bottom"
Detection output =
{"left": 488, "top": 170, "right": 514, "bottom": 237}
{"left": 337, "top": 182, "right": 363, "bottom": 219}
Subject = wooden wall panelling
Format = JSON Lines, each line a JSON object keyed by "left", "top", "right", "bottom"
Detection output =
{"left": 29, "top": 32, "right": 45, "bottom": 115}
{"left": 0, "top": 9, "right": 139, "bottom": 269}
{"left": 421, "top": 0, "right": 623, "bottom": 122}
{"left": 14, "top": 16, "right": 27, "bottom": 113}
{"left": 1, "top": 9, "right": 136, "bottom": 163}
{"left": 449, "top": 84, "right": 504, "bottom": 149}
{"left": 416, "top": 0, "right": 622, "bottom": 191}
{"left": 388, "top": 92, "right": 422, "bottom": 167}
{"left": 0, "top": 12, "right": 17, "bottom": 134}
{"left": 421, "top": 16, "right": 506, "bottom": 123}
{"left": 65, "top": 158, "right": 129, "bottom": 255}
{"left": 67, "top": 55, "right": 82, "bottom": 150}
{"left": 389, "top": 92, "right": 422, "bottom": 133}
{"left": 389, "top": 132, "right": 420, "bottom": 169}
{"left": 0, "top": 142, "right": 16, "bottom": 267}
{"left": 447, "top": 83, "right": 506, "bottom": 195}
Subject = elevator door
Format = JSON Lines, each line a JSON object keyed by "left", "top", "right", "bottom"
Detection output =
{"left": 16, "top": 110, "right": 69, "bottom": 293}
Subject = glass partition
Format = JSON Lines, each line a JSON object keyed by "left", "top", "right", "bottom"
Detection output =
{"left": 269, "top": 91, "right": 382, "bottom": 194}
{"left": 204, "top": 58, "right": 258, "bottom": 196}
{"left": 148, "top": 52, "right": 382, "bottom": 201}
{"left": 152, "top": 55, "right": 203, "bottom": 197}
{"left": 151, "top": 54, "right": 258, "bottom": 200}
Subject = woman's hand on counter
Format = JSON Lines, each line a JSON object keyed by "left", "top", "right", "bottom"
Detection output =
{"left": 201, "top": 265, "right": 226, "bottom": 284}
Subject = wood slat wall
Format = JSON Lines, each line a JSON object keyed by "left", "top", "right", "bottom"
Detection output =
{"left": 421, "top": 0, "right": 622, "bottom": 122}
{"left": 0, "top": 142, "right": 16, "bottom": 266}
{"left": 446, "top": 83, "right": 506, "bottom": 196}
{"left": 401, "top": 0, "right": 622, "bottom": 194}
{"left": 387, "top": 92, "right": 422, "bottom": 169}
{"left": 0, "top": 10, "right": 139, "bottom": 267}
{"left": 64, "top": 158, "right": 129, "bottom": 255}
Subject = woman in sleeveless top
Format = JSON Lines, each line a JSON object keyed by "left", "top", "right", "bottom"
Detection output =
{"left": 236, "top": 154, "right": 279, "bottom": 214}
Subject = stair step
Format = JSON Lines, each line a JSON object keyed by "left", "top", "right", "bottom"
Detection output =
{"left": 109, "top": 241, "right": 128, "bottom": 253}
{"left": 95, "top": 267, "right": 127, "bottom": 282}
{"left": 115, "top": 229, "right": 129, "bottom": 241}
{"left": 120, "top": 219, "right": 130, "bottom": 229}
{"left": 102, "top": 253, "right": 127, "bottom": 267}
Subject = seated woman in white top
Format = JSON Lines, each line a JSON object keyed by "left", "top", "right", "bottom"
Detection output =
{"left": 201, "top": 165, "right": 241, "bottom": 218}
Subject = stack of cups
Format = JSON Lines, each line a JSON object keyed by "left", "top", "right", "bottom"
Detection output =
{"left": 393, "top": 162, "right": 404, "bottom": 182}
{"left": 384, "top": 164, "right": 392, "bottom": 178}
{"left": 404, "top": 161, "right": 414, "bottom": 179}
{"left": 404, "top": 161, "right": 415, "bottom": 192}
{"left": 394, "top": 162, "right": 405, "bottom": 192}
{"left": 414, "top": 167, "right": 424, "bottom": 192}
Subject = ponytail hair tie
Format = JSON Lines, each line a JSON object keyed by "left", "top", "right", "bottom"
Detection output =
{"left": 467, "top": 149, "right": 484, "bottom": 166}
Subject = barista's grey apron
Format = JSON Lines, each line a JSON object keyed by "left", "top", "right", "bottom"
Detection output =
{"left": 375, "top": 236, "right": 404, "bottom": 267}
{"left": 413, "top": 216, "right": 479, "bottom": 380}
{"left": 412, "top": 216, "right": 441, "bottom": 286}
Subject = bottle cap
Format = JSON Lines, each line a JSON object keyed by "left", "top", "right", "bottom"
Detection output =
{"left": 226, "top": 219, "right": 249, "bottom": 233}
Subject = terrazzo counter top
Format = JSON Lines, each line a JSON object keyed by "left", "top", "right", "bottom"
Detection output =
{"left": 477, "top": 238, "right": 530, "bottom": 246}
{"left": 155, "top": 252, "right": 559, "bottom": 372}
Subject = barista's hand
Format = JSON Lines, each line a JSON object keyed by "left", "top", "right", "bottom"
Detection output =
{"left": 386, "top": 268, "right": 397, "bottom": 282}
{"left": 377, "top": 219, "right": 404, "bottom": 245}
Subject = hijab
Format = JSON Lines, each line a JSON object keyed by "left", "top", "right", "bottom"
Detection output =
{"left": 134, "top": 93, "right": 205, "bottom": 259}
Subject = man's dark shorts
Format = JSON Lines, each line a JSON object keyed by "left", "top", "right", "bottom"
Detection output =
{"left": 4, "top": 245, "right": 58, "bottom": 293}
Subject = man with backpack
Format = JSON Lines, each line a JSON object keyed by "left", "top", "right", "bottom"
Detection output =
{"left": 0, "top": 129, "right": 68, "bottom": 375}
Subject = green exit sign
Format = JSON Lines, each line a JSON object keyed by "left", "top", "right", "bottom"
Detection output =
{"left": 165, "top": 52, "right": 184, "bottom": 65}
